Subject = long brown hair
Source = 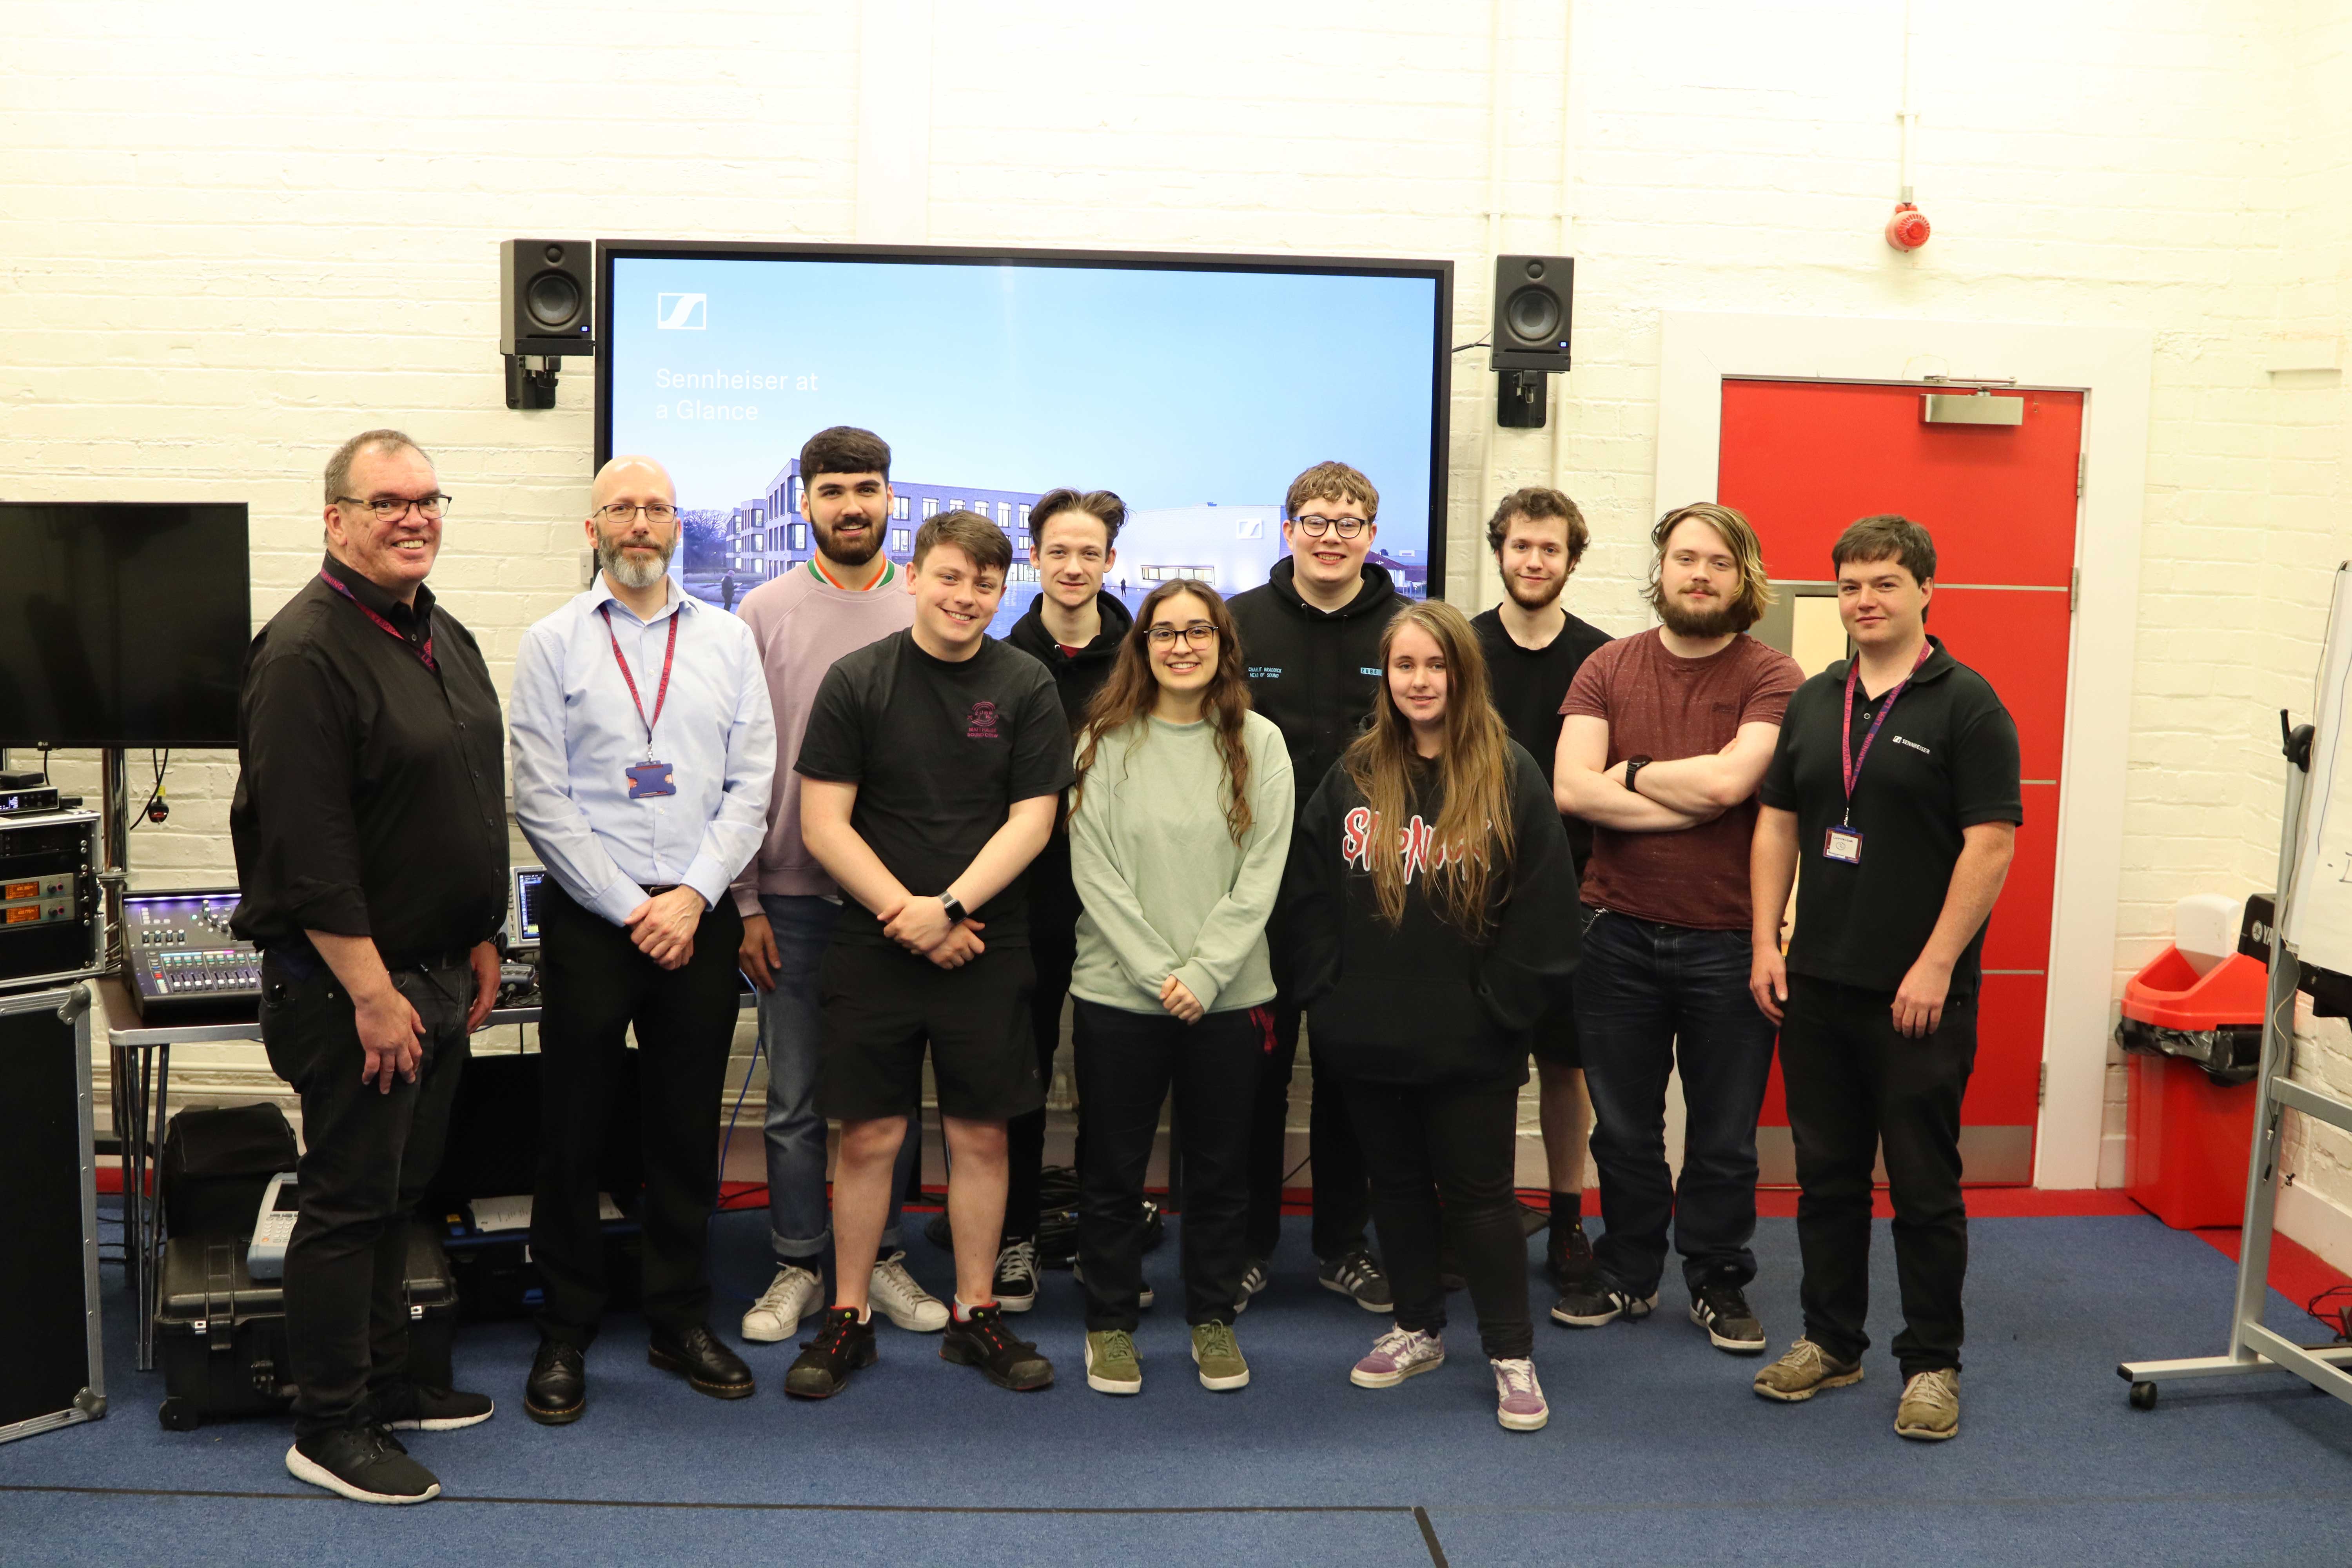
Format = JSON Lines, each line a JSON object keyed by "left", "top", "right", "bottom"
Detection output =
{"left": 1072, "top": 582, "right": 1256, "bottom": 844}
{"left": 1342, "top": 600, "right": 1517, "bottom": 934}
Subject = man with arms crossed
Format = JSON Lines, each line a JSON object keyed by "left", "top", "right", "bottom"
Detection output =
{"left": 232, "top": 429, "right": 506, "bottom": 1503}
{"left": 1749, "top": 515, "right": 2019, "bottom": 1442}
{"left": 1469, "top": 486, "right": 1612, "bottom": 1290}
{"left": 999, "top": 488, "right": 1134, "bottom": 1309}
{"left": 1226, "top": 460, "right": 1392, "bottom": 1313}
{"left": 1553, "top": 502, "right": 1800, "bottom": 1354}
{"left": 786, "top": 510, "right": 1073, "bottom": 1396}
{"left": 732, "top": 428, "right": 945, "bottom": 1346}
{"left": 510, "top": 456, "right": 776, "bottom": 1422}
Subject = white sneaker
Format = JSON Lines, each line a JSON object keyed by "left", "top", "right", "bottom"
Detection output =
{"left": 869, "top": 1250, "right": 949, "bottom": 1332}
{"left": 1070, "top": 1258, "right": 1154, "bottom": 1310}
{"left": 741, "top": 1264, "right": 822, "bottom": 1343}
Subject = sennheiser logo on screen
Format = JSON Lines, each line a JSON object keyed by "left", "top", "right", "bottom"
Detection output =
{"left": 656, "top": 293, "right": 708, "bottom": 330}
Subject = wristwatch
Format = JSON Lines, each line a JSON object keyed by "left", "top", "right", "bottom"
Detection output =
{"left": 939, "top": 892, "right": 968, "bottom": 926}
{"left": 1623, "top": 755, "right": 1654, "bottom": 796}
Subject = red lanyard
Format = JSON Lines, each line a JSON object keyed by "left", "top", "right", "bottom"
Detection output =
{"left": 1838, "top": 641, "right": 1932, "bottom": 824}
{"left": 318, "top": 568, "right": 434, "bottom": 670}
{"left": 598, "top": 602, "right": 680, "bottom": 757}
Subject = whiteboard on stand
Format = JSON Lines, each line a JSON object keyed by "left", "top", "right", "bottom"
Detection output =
{"left": 2286, "top": 562, "right": 2352, "bottom": 976}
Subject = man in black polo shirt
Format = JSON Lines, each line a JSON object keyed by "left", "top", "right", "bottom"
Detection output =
{"left": 232, "top": 429, "right": 508, "bottom": 1504}
{"left": 1748, "top": 514, "right": 2020, "bottom": 1444}
{"left": 1469, "top": 486, "right": 1612, "bottom": 1289}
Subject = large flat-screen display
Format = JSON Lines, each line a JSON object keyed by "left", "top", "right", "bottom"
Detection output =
{"left": 0, "top": 503, "right": 251, "bottom": 748}
{"left": 596, "top": 243, "right": 1452, "bottom": 633}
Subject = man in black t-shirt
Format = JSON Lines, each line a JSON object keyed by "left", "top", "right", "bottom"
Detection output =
{"left": 787, "top": 510, "right": 1074, "bottom": 1399}
{"left": 1468, "top": 486, "right": 1611, "bottom": 1290}
{"left": 1748, "top": 514, "right": 2020, "bottom": 1444}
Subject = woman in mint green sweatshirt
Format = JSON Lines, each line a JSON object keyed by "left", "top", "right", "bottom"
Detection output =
{"left": 1065, "top": 581, "right": 1294, "bottom": 1398}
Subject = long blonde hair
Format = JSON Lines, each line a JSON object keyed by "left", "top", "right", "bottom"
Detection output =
{"left": 1341, "top": 600, "right": 1517, "bottom": 935}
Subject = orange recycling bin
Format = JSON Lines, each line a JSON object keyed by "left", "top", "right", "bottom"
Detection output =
{"left": 2121, "top": 949, "right": 2269, "bottom": 1230}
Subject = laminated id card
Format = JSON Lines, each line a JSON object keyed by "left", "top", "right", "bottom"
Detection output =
{"left": 1824, "top": 825, "right": 1862, "bottom": 864}
{"left": 626, "top": 760, "right": 677, "bottom": 799}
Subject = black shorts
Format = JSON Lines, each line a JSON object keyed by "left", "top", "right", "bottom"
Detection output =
{"left": 818, "top": 940, "right": 1044, "bottom": 1123}
{"left": 1528, "top": 980, "right": 1581, "bottom": 1068}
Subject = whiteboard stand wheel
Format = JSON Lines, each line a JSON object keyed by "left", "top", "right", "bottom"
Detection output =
{"left": 2128, "top": 1381, "right": 2158, "bottom": 1411}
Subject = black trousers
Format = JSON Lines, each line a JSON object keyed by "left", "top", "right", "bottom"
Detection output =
{"left": 532, "top": 881, "right": 745, "bottom": 1346}
{"left": 261, "top": 947, "right": 474, "bottom": 1439}
{"left": 1005, "top": 894, "right": 1078, "bottom": 1243}
{"left": 1073, "top": 999, "right": 1263, "bottom": 1330}
{"left": 1342, "top": 1076, "right": 1532, "bottom": 1361}
{"left": 1245, "top": 1002, "right": 1371, "bottom": 1263}
{"left": 1781, "top": 973, "right": 1978, "bottom": 1377}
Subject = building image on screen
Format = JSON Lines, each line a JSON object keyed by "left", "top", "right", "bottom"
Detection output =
{"left": 599, "top": 248, "right": 1449, "bottom": 634}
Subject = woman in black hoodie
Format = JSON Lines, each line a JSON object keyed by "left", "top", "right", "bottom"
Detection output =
{"left": 1284, "top": 599, "right": 1580, "bottom": 1432}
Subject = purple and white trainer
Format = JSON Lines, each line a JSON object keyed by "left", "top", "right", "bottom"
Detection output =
{"left": 1492, "top": 1357, "right": 1549, "bottom": 1431}
{"left": 1350, "top": 1326, "right": 1445, "bottom": 1388}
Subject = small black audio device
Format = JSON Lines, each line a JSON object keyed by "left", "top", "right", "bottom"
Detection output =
{"left": 0, "top": 810, "right": 103, "bottom": 995}
{"left": 0, "top": 786, "right": 61, "bottom": 817}
{"left": 122, "top": 887, "right": 258, "bottom": 1020}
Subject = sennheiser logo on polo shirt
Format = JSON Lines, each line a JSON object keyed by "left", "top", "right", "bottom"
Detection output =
{"left": 1892, "top": 735, "right": 1932, "bottom": 755}
{"left": 655, "top": 293, "right": 708, "bottom": 330}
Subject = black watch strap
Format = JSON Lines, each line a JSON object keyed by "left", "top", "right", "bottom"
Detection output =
{"left": 940, "top": 892, "right": 967, "bottom": 926}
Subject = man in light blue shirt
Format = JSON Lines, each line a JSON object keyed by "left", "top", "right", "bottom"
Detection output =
{"left": 509, "top": 454, "right": 776, "bottom": 1425}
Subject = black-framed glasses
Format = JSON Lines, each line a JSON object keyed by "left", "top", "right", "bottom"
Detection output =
{"left": 336, "top": 494, "right": 450, "bottom": 521}
{"left": 597, "top": 502, "right": 679, "bottom": 523}
{"left": 1147, "top": 622, "right": 1219, "bottom": 648}
{"left": 1293, "top": 513, "right": 1366, "bottom": 539}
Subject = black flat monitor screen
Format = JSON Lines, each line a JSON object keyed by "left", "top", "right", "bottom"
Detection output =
{"left": 0, "top": 503, "right": 251, "bottom": 748}
{"left": 596, "top": 243, "right": 1452, "bottom": 632}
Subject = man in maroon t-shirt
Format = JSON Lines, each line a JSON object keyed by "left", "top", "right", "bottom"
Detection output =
{"left": 1551, "top": 502, "right": 1801, "bottom": 1357}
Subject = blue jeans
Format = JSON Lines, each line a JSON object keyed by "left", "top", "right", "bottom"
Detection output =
{"left": 1575, "top": 908, "right": 1777, "bottom": 1297}
{"left": 757, "top": 894, "right": 916, "bottom": 1261}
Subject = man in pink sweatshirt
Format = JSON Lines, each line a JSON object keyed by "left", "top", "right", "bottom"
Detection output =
{"left": 729, "top": 426, "right": 948, "bottom": 1345}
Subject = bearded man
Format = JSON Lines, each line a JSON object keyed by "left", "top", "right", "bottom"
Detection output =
{"left": 508, "top": 454, "right": 777, "bottom": 1424}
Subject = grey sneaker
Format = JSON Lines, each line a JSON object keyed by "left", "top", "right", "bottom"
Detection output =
{"left": 1753, "top": 1338, "right": 1865, "bottom": 1403}
{"left": 741, "top": 1263, "right": 823, "bottom": 1343}
{"left": 1896, "top": 1368, "right": 1960, "bottom": 1440}
{"left": 1491, "top": 1357, "right": 1548, "bottom": 1432}
{"left": 1350, "top": 1325, "right": 1445, "bottom": 1388}
{"left": 1690, "top": 1280, "right": 1767, "bottom": 1354}
{"left": 1191, "top": 1321, "right": 1250, "bottom": 1391}
{"left": 1235, "top": 1260, "right": 1269, "bottom": 1316}
{"left": 870, "top": 1250, "right": 949, "bottom": 1332}
{"left": 1083, "top": 1328, "right": 1142, "bottom": 1396}
{"left": 1319, "top": 1249, "right": 1394, "bottom": 1313}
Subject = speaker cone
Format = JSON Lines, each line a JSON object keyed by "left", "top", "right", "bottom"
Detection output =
{"left": 1504, "top": 286, "right": 1562, "bottom": 345}
{"left": 526, "top": 271, "right": 583, "bottom": 331}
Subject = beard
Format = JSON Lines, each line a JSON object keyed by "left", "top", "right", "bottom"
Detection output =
{"left": 815, "top": 515, "right": 882, "bottom": 568}
{"left": 1504, "top": 570, "right": 1565, "bottom": 612}
{"left": 1657, "top": 592, "right": 1743, "bottom": 639}
{"left": 598, "top": 531, "right": 674, "bottom": 589}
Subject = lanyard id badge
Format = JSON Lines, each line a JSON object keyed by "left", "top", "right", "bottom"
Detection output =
{"left": 600, "top": 603, "right": 681, "bottom": 797}
{"left": 1829, "top": 642, "right": 1932, "bottom": 867}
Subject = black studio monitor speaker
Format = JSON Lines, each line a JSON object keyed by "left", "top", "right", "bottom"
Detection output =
{"left": 1490, "top": 254, "right": 1574, "bottom": 372}
{"left": 500, "top": 240, "right": 593, "bottom": 357}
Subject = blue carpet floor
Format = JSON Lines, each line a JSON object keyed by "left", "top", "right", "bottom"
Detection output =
{"left": 9, "top": 1204, "right": 2352, "bottom": 1566}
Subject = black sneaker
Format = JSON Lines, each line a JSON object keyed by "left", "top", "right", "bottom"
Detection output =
{"left": 1546, "top": 1219, "right": 1597, "bottom": 1290}
{"left": 1690, "top": 1280, "right": 1767, "bottom": 1354}
{"left": 1318, "top": 1249, "right": 1394, "bottom": 1312}
{"left": 377, "top": 1381, "right": 495, "bottom": 1432}
{"left": 940, "top": 1304, "right": 1054, "bottom": 1391}
{"left": 1551, "top": 1278, "right": 1657, "bottom": 1328}
{"left": 284, "top": 1424, "right": 440, "bottom": 1504}
{"left": 785, "top": 1307, "right": 878, "bottom": 1399}
{"left": 1234, "top": 1259, "right": 1268, "bottom": 1315}
{"left": 993, "top": 1237, "right": 1040, "bottom": 1312}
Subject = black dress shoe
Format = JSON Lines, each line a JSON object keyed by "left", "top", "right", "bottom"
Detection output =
{"left": 525, "top": 1340, "right": 586, "bottom": 1426}
{"left": 649, "top": 1324, "right": 756, "bottom": 1399}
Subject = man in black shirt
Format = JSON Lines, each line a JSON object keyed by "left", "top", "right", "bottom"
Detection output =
{"left": 230, "top": 429, "right": 508, "bottom": 1505}
{"left": 1469, "top": 487, "right": 1611, "bottom": 1289}
{"left": 1748, "top": 514, "right": 2020, "bottom": 1443}
{"left": 1227, "top": 460, "right": 1394, "bottom": 1313}
{"left": 787, "top": 510, "right": 1073, "bottom": 1398}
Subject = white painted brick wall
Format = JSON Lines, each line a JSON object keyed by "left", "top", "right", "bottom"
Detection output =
{"left": 4, "top": 1, "right": 2347, "bottom": 1212}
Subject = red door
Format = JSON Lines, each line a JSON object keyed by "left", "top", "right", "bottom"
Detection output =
{"left": 1720, "top": 379, "right": 2080, "bottom": 1185}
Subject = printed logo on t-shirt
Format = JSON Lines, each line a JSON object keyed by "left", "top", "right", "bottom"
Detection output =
{"left": 965, "top": 700, "right": 1001, "bottom": 740}
{"left": 1892, "top": 735, "right": 1932, "bottom": 756}
{"left": 1359, "top": 666, "right": 1380, "bottom": 677}
{"left": 1340, "top": 806, "right": 1466, "bottom": 883}
{"left": 1248, "top": 665, "right": 1283, "bottom": 680}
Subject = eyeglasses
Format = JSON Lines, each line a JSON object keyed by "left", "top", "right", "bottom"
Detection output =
{"left": 1293, "top": 513, "right": 1367, "bottom": 539}
{"left": 596, "top": 502, "right": 679, "bottom": 524}
{"left": 1147, "top": 622, "right": 1219, "bottom": 648}
{"left": 337, "top": 494, "right": 450, "bottom": 521}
